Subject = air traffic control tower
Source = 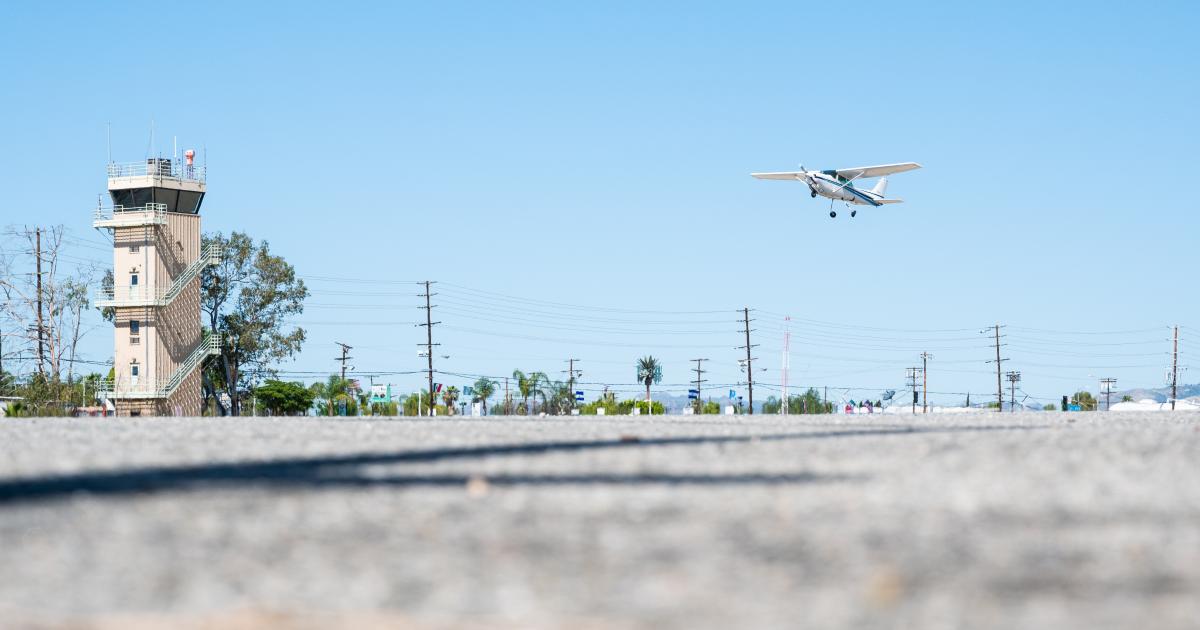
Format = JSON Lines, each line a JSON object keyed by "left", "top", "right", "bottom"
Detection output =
{"left": 95, "top": 152, "right": 221, "bottom": 416}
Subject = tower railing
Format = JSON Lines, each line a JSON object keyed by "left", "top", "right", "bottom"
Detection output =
{"left": 95, "top": 242, "right": 223, "bottom": 307}
{"left": 107, "top": 160, "right": 206, "bottom": 183}
{"left": 92, "top": 203, "right": 169, "bottom": 228}
{"left": 97, "top": 332, "right": 223, "bottom": 400}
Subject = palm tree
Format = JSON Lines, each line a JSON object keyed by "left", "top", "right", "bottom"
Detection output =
{"left": 315, "top": 374, "right": 352, "bottom": 416}
{"left": 636, "top": 356, "right": 663, "bottom": 414}
{"left": 442, "top": 386, "right": 460, "bottom": 415}
{"left": 546, "top": 380, "right": 573, "bottom": 415}
{"left": 513, "top": 369, "right": 548, "bottom": 414}
{"left": 472, "top": 377, "right": 497, "bottom": 414}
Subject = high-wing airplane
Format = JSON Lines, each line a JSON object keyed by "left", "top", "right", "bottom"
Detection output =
{"left": 751, "top": 162, "right": 921, "bottom": 217}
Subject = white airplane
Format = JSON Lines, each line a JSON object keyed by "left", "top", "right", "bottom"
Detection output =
{"left": 751, "top": 162, "right": 921, "bottom": 218}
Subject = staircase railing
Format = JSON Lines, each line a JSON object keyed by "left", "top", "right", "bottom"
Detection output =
{"left": 95, "top": 242, "right": 222, "bottom": 308}
{"left": 97, "top": 332, "right": 223, "bottom": 400}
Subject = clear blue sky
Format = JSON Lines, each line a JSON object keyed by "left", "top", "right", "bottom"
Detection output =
{"left": 1, "top": 1, "right": 1197, "bottom": 407}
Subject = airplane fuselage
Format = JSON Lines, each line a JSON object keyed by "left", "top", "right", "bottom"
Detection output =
{"left": 807, "top": 172, "right": 882, "bottom": 206}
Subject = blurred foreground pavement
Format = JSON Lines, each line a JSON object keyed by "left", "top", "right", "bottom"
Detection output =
{"left": 0, "top": 413, "right": 1197, "bottom": 629}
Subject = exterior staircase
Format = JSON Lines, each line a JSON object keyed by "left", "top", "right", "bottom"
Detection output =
{"left": 99, "top": 332, "right": 222, "bottom": 400}
{"left": 96, "top": 242, "right": 222, "bottom": 308}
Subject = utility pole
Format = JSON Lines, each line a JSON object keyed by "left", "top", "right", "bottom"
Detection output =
{"left": 1170, "top": 325, "right": 1179, "bottom": 411}
{"left": 563, "top": 358, "right": 581, "bottom": 411}
{"left": 781, "top": 316, "right": 790, "bottom": 414}
{"left": 332, "top": 342, "right": 352, "bottom": 417}
{"left": 691, "top": 358, "right": 708, "bottom": 414}
{"left": 987, "top": 324, "right": 1007, "bottom": 412}
{"left": 737, "top": 307, "right": 758, "bottom": 415}
{"left": 34, "top": 227, "right": 45, "bottom": 377}
{"left": 1100, "top": 377, "right": 1117, "bottom": 411}
{"left": 335, "top": 342, "right": 353, "bottom": 381}
{"left": 417, "top": 281, "right": 440, "bottom": 416}
{"left": 1006, "top": 371, "right": 1021, "bottom": 413}
{"left": 921, "top": 351, "right": 933, "bottom": 413}
{"left": 906, "top": 367, "right": 921, "bottom": 414}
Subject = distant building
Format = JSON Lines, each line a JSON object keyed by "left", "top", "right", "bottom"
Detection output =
{"left": 95, "top": 153, "right": 220, "bottom": 416}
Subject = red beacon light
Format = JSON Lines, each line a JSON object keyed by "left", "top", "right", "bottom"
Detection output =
{"left": 184, "top": 149, "right": 195, "bottom": 166}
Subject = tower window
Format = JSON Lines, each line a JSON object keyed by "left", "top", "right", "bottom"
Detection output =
{"left": 130, "top": 320, "right": 140, "bottom": 335}
{"left": 130, "top": 245, "right": 140, "bottom": 253}
{"left": 131, "top": 365, "right": 139, "bottom": 378}
{"left": 130, "top": 274, "right": 139, "bottom": 286}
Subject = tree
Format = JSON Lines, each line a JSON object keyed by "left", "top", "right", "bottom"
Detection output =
{"left": 254, "top": 379, "right": 316, "bottom": 416}
{"left": 1044, "top": 403, "right": 1057, "bottom": 411}
{"left": 311, "top": 374, "right": 352, "bottom": 416}
{"left": 201, "top": 232, "right": 308, "bottom": 416}
{"left": 471, "top": 377, "right": 496, "bottom": 414}
{"left": 0, "top": 226, "right": 99, "bottom": 383}
{"left": 442, "top": 385, "right": 460, "bottom": 415}
{"left": 545, "top": 380, "right": 574, "bottom": 414}
{"left": 512, "top": 369, "right": 548, "bottom": 414}
{"left": 636, "top": 356, "right": 662, "bottom": 411}
{"left": 1121, "top": 395, "right": 1133, "bottom": 403}
{"left": 1071, "top": 391, "right": 1098, "bottom": 411}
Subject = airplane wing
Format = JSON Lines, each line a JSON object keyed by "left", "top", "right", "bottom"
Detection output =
{"left": 750, "top": 172, "right": 807, "bottom": 180}
{"left": 833, "top": 162, "right": 921, "bottom": 180}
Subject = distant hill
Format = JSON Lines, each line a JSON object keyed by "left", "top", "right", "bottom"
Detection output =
{"left": 1114, "top": 383, "right": 1200, "bottom": 403}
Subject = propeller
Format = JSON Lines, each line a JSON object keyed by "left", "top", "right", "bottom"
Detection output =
{"left": 800, "top": 162, "right": 818, "bottom": 195}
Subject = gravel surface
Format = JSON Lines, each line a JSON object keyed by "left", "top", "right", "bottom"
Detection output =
{"left": 0, "top": 413, "right": 1197, "bottom": 629}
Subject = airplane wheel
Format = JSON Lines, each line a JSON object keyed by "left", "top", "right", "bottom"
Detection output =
{"left": 851, "top": 210, "right": 857, "bottom": 217}
{"left": 829, "top": 211, "right": 836, "bottom": 218}
{"left": 811, "top": 191, "right": 817, "bottom": 198}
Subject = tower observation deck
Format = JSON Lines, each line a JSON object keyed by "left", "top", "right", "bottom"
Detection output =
{"left": 96, "top": 152, "right": 220, "bottom": 416}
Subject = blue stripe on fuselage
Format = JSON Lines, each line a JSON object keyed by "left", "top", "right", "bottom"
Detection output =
{"left": 814, "top": 175, "right": 881, "bottom": 207}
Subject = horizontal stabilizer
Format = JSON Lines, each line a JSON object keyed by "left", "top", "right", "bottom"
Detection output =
{"left": 874, "top": 198, "right": 904, "bottom": 204}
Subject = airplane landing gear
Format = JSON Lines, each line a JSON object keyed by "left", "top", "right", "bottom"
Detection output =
{"left": 810, "top": 190, "right": 818, "bottom": 198}
{"left": 851, "top": 210, "right": 857, "bottom": 217}
{"left": 829, "top": 210, "right": 837, "bottom": 218}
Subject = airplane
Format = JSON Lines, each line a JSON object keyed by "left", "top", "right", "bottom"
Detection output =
{"left": 751, "top": 162, "right": 921, "bottom": 218}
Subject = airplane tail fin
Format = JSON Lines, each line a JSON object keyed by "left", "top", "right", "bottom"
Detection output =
{"left": 870, "top": 177, "right": 888, "bottom": 197}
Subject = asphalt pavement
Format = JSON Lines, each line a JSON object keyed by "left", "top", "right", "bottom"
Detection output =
{"left": 0, "top": 412, "right": 1197, "bottom": 629}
